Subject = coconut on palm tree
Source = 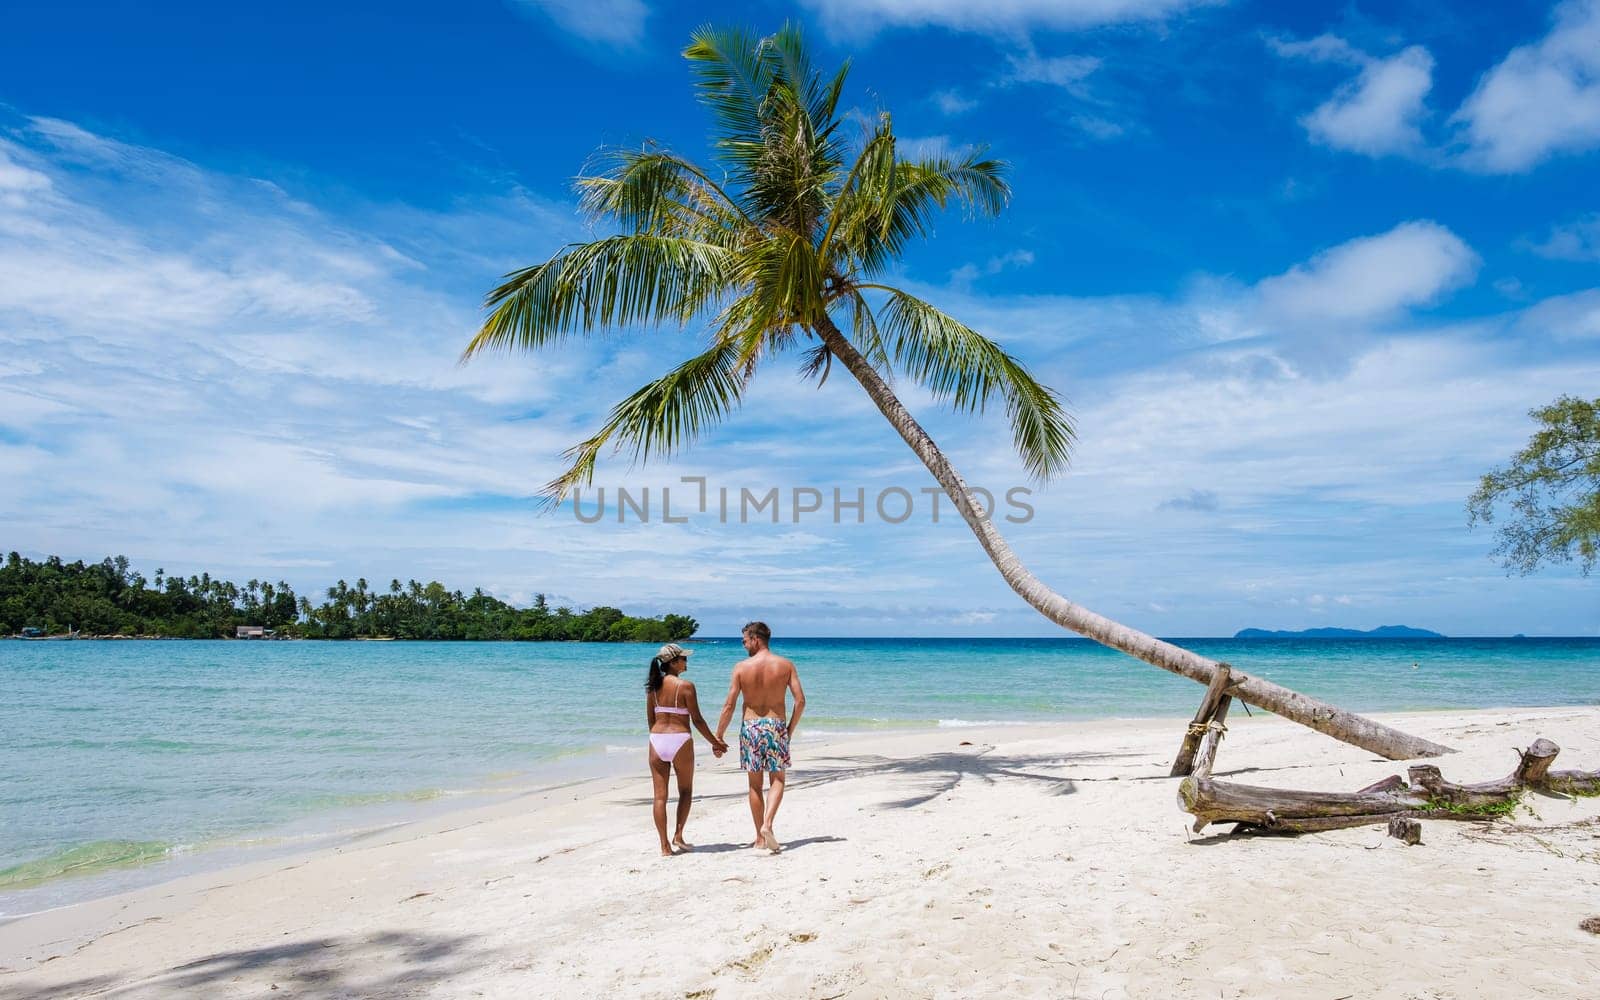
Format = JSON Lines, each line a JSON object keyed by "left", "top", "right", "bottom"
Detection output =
{"left": 463, "top": 24, "right": 1449, "bottom": 760}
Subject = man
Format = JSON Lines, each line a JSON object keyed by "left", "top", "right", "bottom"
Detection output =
{"left": 716, "top": 621, "right": 805, "bottom": 853}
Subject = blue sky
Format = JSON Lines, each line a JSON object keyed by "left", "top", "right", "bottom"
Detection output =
{"left": 1, "top": 0, "right": 1596, "bottom": 636}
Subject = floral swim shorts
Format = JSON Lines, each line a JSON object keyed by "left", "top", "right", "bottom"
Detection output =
{"left": 740, "top": 718, "right": 791, "bottom": 772}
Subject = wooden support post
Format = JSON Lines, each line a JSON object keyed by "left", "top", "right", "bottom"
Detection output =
{"left": 1191, "top": 694, "right": 1232, "bottom": 778}
{"left": 1170, "top": 662, "right": 1233, "bottom": 777}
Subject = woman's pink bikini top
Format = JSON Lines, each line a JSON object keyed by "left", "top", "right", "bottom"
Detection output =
{"left": 654, "top": 681, "right": 689, "bottom": 715}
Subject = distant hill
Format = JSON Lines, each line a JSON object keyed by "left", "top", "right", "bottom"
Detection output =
{"left": 1233, "top": 625, "right": 1446, "bottom": 639}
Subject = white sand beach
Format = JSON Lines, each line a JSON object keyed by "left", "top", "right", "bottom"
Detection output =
{"left": 3, "top": 706, "right": 1599, "bottom": 999}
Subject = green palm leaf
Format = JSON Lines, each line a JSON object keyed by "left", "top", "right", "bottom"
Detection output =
{"left": 828, "top": 145, "right": 1010, "bottom": 278}
{"left": 463, "top": 236, "right": 736, "bottom": 358}
{"left": 871, "top": 287, "right": 1074, "bottom": 480}
{"left": 470, "top": 22, "right": 1071, "bottom": 491}
{"left": 578, "top": 147, "right": 750, "bottom": 237}
{"left": 546, "top": 338, "right": 752, "bottom": 501}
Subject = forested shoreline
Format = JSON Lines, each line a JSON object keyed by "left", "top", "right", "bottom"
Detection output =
{"left": 0, "top": 553, "right": 697, "bottom": 642}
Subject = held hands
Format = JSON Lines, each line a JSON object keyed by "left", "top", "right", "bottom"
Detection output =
{"left": 711, "top": 738, "right": 729, "bottom": 758}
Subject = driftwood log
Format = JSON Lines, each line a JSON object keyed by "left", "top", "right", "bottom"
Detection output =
{"left": 1179, "top": 738, "right": 1600, "bottom": 835}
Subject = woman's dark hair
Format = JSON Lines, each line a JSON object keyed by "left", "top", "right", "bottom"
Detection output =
{"left": 645, "top": 655, "right": 669, "bottom": 693}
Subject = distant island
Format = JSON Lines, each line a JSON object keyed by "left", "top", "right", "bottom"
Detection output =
{"left": 1234, "top": 625, "right": 1446, "bottom": 639}
{"left": 1, "top": 553, "right": 696, "bottom": 642}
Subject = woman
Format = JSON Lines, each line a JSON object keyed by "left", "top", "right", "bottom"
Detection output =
{"left": 645, "top": 642, "right": 725, "bottom": 856}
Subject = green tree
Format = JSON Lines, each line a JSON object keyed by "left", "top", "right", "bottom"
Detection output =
{"left": 0, "top": 554, "right": 691, "bottom": 641}
{"left": 462, "top": 23, "right": 1446, "bottom": 759}
{"left": 662, "top": 613, "right": 698, "bottom": 640}
{"left": 1469, "top": 394, "right": 1600, "bottom": 575}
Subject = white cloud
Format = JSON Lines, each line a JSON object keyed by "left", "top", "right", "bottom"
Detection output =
{"left": 799, "top": 0, "right": 1213, "bottom": 37}
{"left": 1453, "top": 0, "right": 1600, "bottom": 172}
{"left": 1494, "top": 276, "right": 1528, "bottom": 300}
{"left": 970, "top": 325, "right": 1600, "bottom": 635}
{"left": 1253, "top": 221, "right": 1479, "bottom": 325}
{"left": 0, "top": 118, "right": 590, "bottom": 539}
{"left": 1268, "top": 34, "right": 1364, "bottom": 65}
{"left": 1304, "top": 46, "right": 1434, "bottom": 156}
{"left": 950, "top": 249, "right": 1035, "bottom": 288}
{"left": 993, "top": 50, "right": 1129, "bottom": 140}
{"left": 1159, "top": 489, "right": 1220, "bottom": 512}
{"left": 926, "top": 47, "right": 1116, "bottom": 137}
{"left": 1, "top": 113, "right": 1592, "bottom": 636}
{"left": 895, "top": 134, "right": 966, "bottom": 160}
{"left": 1528, "top": 213, "right": 1600, "bottom": 261}
{"left": 1515, "top": 288, "right": 1600, "bottom": 339}
{"left": 931, "top": 89, "right": 978, "bottom": 115}
{"left": 1069, "top": 114, "right": 1126, "bottom": 140}
{"left": 0, "top": 141, "right": 381, "bottom": 332}
{"left": 950, "top": 610, "right": 999, "bottom": 624}
{"left": 993, "top": 279, "right": 1594, "bottom": 634}
{"left": 1272, "top": 35, "right": 1435, "bottom": 157}
{"left": 509, "top": 0, "right": 648, "bottom": 47}
{"left": 1003, "top": 53, "right": 1101, "bottom": 92}
{"left": 926, "top": 50, "right": 1115, "bottom": 131}
{"left": 900, "top": 222, "right": 1481, "bottom": 377}
{"left": 1068, "top": 334, "right": 1589, "bottom": 511}
{"left": 0, "top": 147, "right": 51, "bottom": 209}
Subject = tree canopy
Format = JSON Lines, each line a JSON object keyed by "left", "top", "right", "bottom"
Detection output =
{"left": 461, "top": 23, "right": 1074, "bottom": 500}
{"left": 0, "top": 553, "right": 696, "bottom": 641}
{"left": 1468, "top": 395, "right": 1600, "bottom": 576}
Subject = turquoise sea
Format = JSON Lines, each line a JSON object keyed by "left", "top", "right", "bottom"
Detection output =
{"left": 2, "top": 636, "right": 1596, "bottom": 915}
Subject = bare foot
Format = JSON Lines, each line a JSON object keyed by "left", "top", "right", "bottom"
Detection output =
{"left": 749, "top": 837, "right": 764, "bottom": 849}
{"left": 659, "top": 843, "right": 674, "bottom": 857}
{"left": 673, "top": 836, "right": 694, "bottom": 852}
{"left": 760, "top": 826, "right": 782, "bottom": 853}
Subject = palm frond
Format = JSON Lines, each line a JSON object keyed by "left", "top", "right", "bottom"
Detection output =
{"left": 872, "top": 286, "right": 1073, "bottom": 480}
{"left": 462, "top": 236, "right": 737, "bottom": 359}
{"left": 817, "top": 117, "right": 897, "bottom": 267}
{"left": 767, "top": 22, "right": 843, "bottom": 130}
{"left": 839, "top": 284, "right": 891, "bottom": 372}
{"left": 704, "top": 228, "right": 828, "bottom": 341}
{"left": 683, "top": 25, "right": 777, "bottom": 187}
{"left": 686, "top": 22, "right": 846, "bottom": 235}
{"left": 902, "top": 146, "right": 1010, "bottom": 219}
{"left": 471, "top": 23, "right": 1068, "bottom": 493}
{"left": 577, "top": 147, "right": 750, "bottom": 237}
{"left": 543, "top": 339, "right": 751, "bottom": 501}
{"left": 797, "top": 342, "right": 831, "bottom": 383}
{"left": 827, "top": 145, "right": 1011, "bottom": 278}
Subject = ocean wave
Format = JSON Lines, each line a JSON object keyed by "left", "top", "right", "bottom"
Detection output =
{"left": 289, "top": 788, "right": 448, "bottom": 811}
{"left": 801, "top": 716, "right": 931, "bottom": 730}
{"left": 0, "top": 839, "right": 176, "bottom": 890}
{"left": 936, "top": 718, "right": 1033, "bottom": 728}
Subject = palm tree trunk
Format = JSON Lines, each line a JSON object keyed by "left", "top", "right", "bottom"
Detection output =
{"left": 813, "top": 315, "right": 1452, "bottom": 760}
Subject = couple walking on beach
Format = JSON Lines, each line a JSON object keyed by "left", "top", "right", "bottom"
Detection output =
{"left": 644, "top": 621, "right": 806, "bottom": 857}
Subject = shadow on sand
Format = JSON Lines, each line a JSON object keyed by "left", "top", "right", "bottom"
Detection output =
{"left": 676, "top": 835, "right": 848, "bottom": 855}
{"left": 2, "top": 929, "right": 493, "bottom": 1000}
{"left": 622, "top": 747, "right": 1138, "bottom": 812}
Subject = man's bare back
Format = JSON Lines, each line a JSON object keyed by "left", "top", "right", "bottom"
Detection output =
{"left": 714, "top": 622, "right": 805, "bottom": 852}
{"left": 731, "top": 649, "right": 800, "bottom": 723}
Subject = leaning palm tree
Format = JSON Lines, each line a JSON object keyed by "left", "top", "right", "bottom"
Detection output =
{"left": 463, "top": 24, "right": 1448, "bottom": 760}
